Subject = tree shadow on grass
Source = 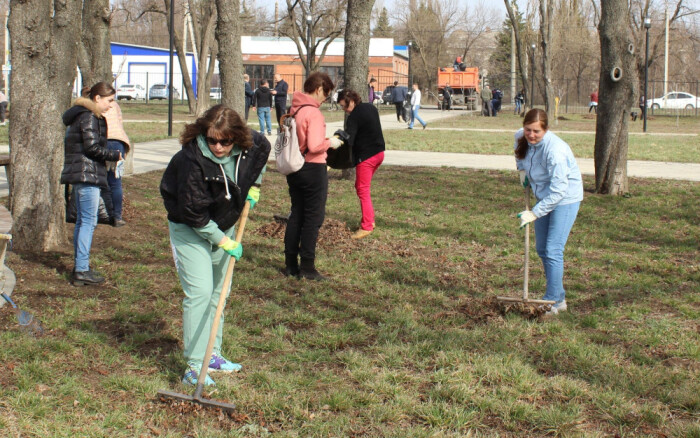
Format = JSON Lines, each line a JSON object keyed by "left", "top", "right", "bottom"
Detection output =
{"left": 72, "top": 315, "right": 181, "bottom": 374}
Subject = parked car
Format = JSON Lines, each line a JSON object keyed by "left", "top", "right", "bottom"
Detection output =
{"left": 149, "top": 84, "right": 180, "bottom": 100}
{"left": 210, "top": 87, "right": 222, "bottom": 100}
{"left": 646, "top": 92, "right": 699, "bottom": 109}
{"left": 116, "top": 84, "right": 145, "bottom": 100}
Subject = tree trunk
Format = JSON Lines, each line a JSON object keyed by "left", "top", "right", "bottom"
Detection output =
{"left": 163, "top": 0, "right": 196, "bottom": 114}
{"left": 539, "top": 0, "right": 554, "bottom": 113}
{"left": 192, "top": 0, "right": 217, "bottom": 116}
{"left": 593, "top": 0, "right": 636, "bottom": 195}
{"left": 504, "top": 0, "right": 530, "bottom": 109}
{"left": 215, "top": 0, "right": 244, "bottom": 115}
{"left": 77, "top": 0, "right": 112, "bottom": 86}
{"left": 8, "top": 0, "right": 82, "bottom": 252}
{"left": 340, "top": 0, "right": 374, "bottom": 181}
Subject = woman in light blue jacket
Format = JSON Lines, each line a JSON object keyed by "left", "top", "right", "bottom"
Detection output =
{"left": 514, "top": 109, "right": 583, "bottom": 315}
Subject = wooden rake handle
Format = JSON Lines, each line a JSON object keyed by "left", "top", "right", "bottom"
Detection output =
{"left": 194, "top": 201, "right": 251, "bottom": 400}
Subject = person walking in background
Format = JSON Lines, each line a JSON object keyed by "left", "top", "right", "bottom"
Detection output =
{"left": 442, "top": 83, "right": 453, "bottom": 110}
{"left": 491, "top": 87, "right": 503, "bottom": 116}
{"left": 514, "top": 89, "right": 525, "bottom": 115}
{"left": 103, "top": 101, "right": 130, "bottom": 227}
{"left": 368, "top": 78, "right": 377, "bottom": 104}
{"left": 0, "top": 91, "right": 7, "bottom": 126}
{"left": 480, "top": 85, "right": 493, "bottom": 116}
{"left": 337, "top": 89, "right": 385, "bottom": 240}
{"left": 253, "top": 79, "right": 273, "bottom": 135}
{"left": 390, "top": 81, "right": 409, "bottom": 122}
{"left": 408, "top": 83, "right": 427, "bottom": 130}
{"left": 283, "top": 72, "right": 341, "bottom": 281}
{"left": 244, "top": 74, "right": 254, "bottom": 121}
{"left": 61, "top": 82, "right": 122, "bottom": 286}
{"left": 514, "top": 108, "right": 583, "bottom": 316}
{"left": 160, "top": 104, "right": 269, "bottom": 386}
{"left": 589, "top": 89, "right": 598, "bottom": 113}
{"left": 271, "top": 73, "right": 288, "bottom": 131}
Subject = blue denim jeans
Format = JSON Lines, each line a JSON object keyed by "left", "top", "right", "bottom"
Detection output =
{"left": 534, "top": 201, "right": 580, "bottom": 304}
{"left": 514, "top": 100, "right": 522, "bottom": 114}
{"left": 73, "top": 183, "right": 100, "bottom": 272}
{"left": 409, "top": 105, "right": 426, "bottom": 128}
{"left": 257, "top": 107, "right": 272, "bottom": 134}
{"left": 107, "top": 140, "right": 125, "bottom": 220}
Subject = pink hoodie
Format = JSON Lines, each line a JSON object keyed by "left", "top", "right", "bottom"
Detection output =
{"left": 289, "top": 91, "right": 330, "bottom": 164}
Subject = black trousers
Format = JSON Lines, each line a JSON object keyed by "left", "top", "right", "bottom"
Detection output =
{"left": 244, "top": 103, "right": 250, "bottom": 121}
{"left": 394, "top": 102, "right": 404, "bottom": 121}
{"left": 0, "top": 101, "right": 7, "bottom": 123}
{"left": 284, "top": 162, "right": 328, "bottom": 260}
{"left": 275, "top": 101, "right": 286, "bottom": 128}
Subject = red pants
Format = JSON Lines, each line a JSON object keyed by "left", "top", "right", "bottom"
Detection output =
{"left": 355, "top": 152, "right": 384, "bottom": 231}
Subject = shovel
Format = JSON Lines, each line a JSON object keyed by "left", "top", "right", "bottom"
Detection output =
{"left": 1, "top": 293, "right": 44, "bottom": 336}
{"left": 157, "top": 201, "right": 251, "bottom": 414}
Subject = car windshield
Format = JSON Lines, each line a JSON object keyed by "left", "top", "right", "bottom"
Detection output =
{"left": 121, "top": 85, "right": 134, "bottom": 88}
{"left": 153, "top": 85, "right": 167, "bottom": 89}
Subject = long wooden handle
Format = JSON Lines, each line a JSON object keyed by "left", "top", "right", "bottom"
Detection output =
{"left": 194, "top": 202, "right": 251, "bottom": 399}
{"left": 523, "top": 188, "right": 530, "bottom": 301}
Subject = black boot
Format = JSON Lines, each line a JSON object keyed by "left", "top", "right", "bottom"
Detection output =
{"left": 72, "top": 270, "right": 105, "bottom": 286}
{"left": 299, "top": 258, "right": 325, "bottom": 281}
{"left": 283, "top": 254, "right": 300, "bottom": 277}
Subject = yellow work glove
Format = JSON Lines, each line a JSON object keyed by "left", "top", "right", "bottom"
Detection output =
{"left": 218, "top": 237, "right": 243, "bottom": 260}
{"left": 246, "top": 186, "right": 260, "bottom": 209}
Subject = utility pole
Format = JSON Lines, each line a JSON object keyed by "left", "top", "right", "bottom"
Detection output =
{"left": 510, "top": 27, "right": 516, "bottom": 109}
{"left": 663, "top": 8, "right": 669, "bottom": 99}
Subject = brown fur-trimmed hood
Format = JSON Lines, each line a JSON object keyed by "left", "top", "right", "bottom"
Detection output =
{"left": 62, "top": 97, "right": 103, "bottom": 126}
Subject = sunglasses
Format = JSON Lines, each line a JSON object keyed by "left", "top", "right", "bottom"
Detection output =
{"left": 205, "top": 137, "right": 235, "bottom": 147}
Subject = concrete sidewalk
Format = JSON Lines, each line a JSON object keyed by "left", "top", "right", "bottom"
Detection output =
{"left": 0, "top": 108, "right": 697, "bottom": 197}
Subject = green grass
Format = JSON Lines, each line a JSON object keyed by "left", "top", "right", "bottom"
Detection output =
{"left": 2, "top": 166, "right": 698, "bottom": 436}
{"left": 384, "top": 127, "right": 700, "bottom": 163}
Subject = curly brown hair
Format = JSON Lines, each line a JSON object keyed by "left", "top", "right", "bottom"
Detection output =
{"left": 180, "top": 104, "right": 253, "bottom": 151}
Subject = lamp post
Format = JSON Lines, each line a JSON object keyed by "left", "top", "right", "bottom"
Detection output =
{"left": 530, "top": 43, "right": 536, "bottom": 109}
{"left": 167, "top": 0, "right": 174, "bottom": 136}
{"left": 643, "top": 14, "right": 651, "bottom": 133}
{"left": 305, "top": 15, "right": 312, "bottom": 79}
{"left": 407, "top": 41, "right": 413, "bottom": 87}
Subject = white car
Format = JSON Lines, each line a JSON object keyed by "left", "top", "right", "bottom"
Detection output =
{"left": 210, "top": 87, "right": 222, "bottom": 100}
{"left": 116, "top": 84, "right": 145, "bottom": 100}
{"left": 647, "top": 92, "right": 699, "bottom": 109}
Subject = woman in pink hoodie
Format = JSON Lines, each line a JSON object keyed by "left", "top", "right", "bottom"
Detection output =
{"left": 283, "top": 72, "right": 341, "bottom": 281}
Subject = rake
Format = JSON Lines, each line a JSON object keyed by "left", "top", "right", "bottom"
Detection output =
{"left": 1, "top": 292, "right": 44, "bottom": 337}
{"left": 496, "top": 188, "right": 555, "bottom": 311}
{"left": 157, "top": 202, "right": 251, "bottom": 413}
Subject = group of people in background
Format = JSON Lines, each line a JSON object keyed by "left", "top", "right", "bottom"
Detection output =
{"left": 244, "top": 73, "right": 288, "bottom": 136}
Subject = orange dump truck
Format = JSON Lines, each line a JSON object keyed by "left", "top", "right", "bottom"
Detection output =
{"left": 437, "top": 67, "right": 480, "bottom": 108}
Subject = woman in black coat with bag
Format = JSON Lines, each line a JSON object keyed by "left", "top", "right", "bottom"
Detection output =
{"left": 336, "top": 89, "right": 385, "bottom": 239}
{"left": 61, "top": 82, "right": 122, "bottom": 286}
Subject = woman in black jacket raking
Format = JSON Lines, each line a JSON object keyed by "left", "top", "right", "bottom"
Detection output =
{"left": 61, "top": 82, "right": 122, "bottom": 286}
{"left": 337, "top": 89, "right": 385, "bottom": 239}
{"left": 160, "top": 104, "right": 269, "bottom": 386}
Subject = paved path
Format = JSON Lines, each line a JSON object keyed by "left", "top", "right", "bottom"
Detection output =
{"left": 0, "top": 109, "right": 697, "bottom": 197}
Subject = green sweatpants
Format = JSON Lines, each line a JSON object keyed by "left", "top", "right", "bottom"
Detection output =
{"left": 169, "top": 221, "right": 235, "bottom": 364}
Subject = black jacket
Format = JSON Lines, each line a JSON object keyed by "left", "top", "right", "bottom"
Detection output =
{"left": 160, "top": 130, "right": 270, "bottom": 231}
{"left": 254, "top": 86, "right": 273, "bottom": 108}
{"left": 273, "top": 79, "right": 288, "bottom": 105}
{"left": 345, "top": 103, "right": 385, "bottom": 165}
{"left": 245, "top": 81, "right": 254, "bottom": 107}
{"left": 60, "top": 97, "right": 121, "bottom": 187}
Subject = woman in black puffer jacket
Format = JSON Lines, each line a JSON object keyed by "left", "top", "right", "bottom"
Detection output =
{"left": 60, "top": 82, "right": 122, "bottom": 286}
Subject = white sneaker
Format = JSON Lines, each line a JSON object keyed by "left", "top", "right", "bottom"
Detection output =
{"left": 545, "top": 300, "right": 567, "bottom": 316}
